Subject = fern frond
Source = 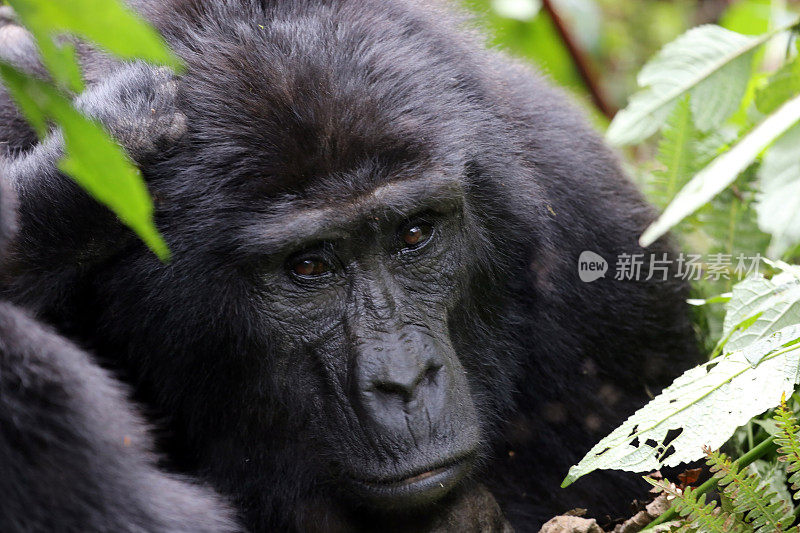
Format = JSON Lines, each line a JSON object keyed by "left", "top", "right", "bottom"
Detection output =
{"left": 645, "top": 477, "right": 746, "bottom": 532}
{"left": 705, "top": 447, "right": 794, "bottom": 532}
{"left": 649, "top": 97, "right": 712, "bottom": 210}
{"left": 651, "top": 97, "right": 698, "bottom": 209}
{"left": 774, "top": 394, "right": 800, "bottom": 501}
{"left": 698, "top": 172, "right": 771, "bottom": 259}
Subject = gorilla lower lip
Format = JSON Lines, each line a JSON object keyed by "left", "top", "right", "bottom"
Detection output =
{"left": 347, "top": 454, "right": 474, "bottom": 509}
{"left": 402, "top": 467, "right": 443, "bottom": 484}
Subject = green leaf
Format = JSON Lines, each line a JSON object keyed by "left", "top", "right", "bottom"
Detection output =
{"left": 562, "top": 325, "right": 800, "bottom": 487}
{"left": 607, "top": 19, "right": 800, "bottom": 146}
{"left": 755, "top": 123, "right": 800, "bottom": 257}
{"left": 697, "top": 179, "right": 771, "bottom": 260}
{"left": 651, "top": 98, "right": 700, "bottom": 209}
{"left": 646, "top": 477, "right": 740, "bottom": 532}
{"left": 748, "top": 459, "right": 794, "bottom": 512}
{"left": 0, "top": 63, "right": 170, "bottom": 261}
{"left": 691, "top": 46, "right": 755, "bottom": 132}
{"left": 755, "top": 58, "right": 800, "bottom": 115}
{"left": 7, "top": 0, "right": 180, "bottom": 90}
{"left": 720, "top": 274, "right": 800, "bottom": 354}
{"left": 650, "top": 97, "right": 729, "bottom": 210}
{"left": 640, "top": 93, "right": 800, "bottom": 248}
{"left": 708, "top": 451, "right": 794, "bottom": 532}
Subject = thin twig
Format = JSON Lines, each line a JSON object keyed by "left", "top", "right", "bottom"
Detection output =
{"left": 540, "top": 0, "right": 616, "bottom": 119}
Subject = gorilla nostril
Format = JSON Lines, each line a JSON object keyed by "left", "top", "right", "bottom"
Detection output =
{"left": 374, "top": 380, "right": 414, "bottom": 401}
{"left": 372, "top": 362, "right": 443, "bottom": 402}
{"left": 424, "top": 364, "right": 442, "bottom": 386}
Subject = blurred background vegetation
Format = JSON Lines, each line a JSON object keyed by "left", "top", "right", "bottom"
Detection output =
{"left": 463, "top": 0, "right": 793, "bottom": 124}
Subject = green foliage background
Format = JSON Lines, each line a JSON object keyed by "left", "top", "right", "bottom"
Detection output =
{"left": 462, "top": 0, "right": 779, "bottom": 121}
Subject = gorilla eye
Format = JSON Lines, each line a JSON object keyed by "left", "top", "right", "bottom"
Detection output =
{"left": 290, "top": 258, "right": 331, "bottom": 278}
{"left": 400, "top": 221, "right": 434, "bottom": 249}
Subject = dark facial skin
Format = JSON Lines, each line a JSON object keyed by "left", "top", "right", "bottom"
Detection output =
{"left": 255, "top": 174, "right": 480, "bottom": 508}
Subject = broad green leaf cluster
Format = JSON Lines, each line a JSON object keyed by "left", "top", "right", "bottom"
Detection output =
{"left": 606, "top": 25, "right": 763, "bottom": 145}
{"left": 607, "top": 14, "right": 800, "bottom": 256}
{"left": 565, "top": 6, "right": 800, "bottom": 526}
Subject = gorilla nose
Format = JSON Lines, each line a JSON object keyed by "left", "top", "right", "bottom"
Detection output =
{"left": 359, "top": 345, "right": 448, "bottom": 434}
{"left": 371, "top": 362, "right": 443, "bottom": 403}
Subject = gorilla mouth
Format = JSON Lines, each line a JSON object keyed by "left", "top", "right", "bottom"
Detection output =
{"left": 346, "top": 452, "right": 475, "bottom": 509}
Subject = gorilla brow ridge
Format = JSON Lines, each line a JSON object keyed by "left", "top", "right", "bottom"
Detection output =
{"left": 246, "top": 175, "right": 464, "bottom": 253}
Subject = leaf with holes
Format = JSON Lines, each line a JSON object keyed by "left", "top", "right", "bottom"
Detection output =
{"left": 562, "top": 325, "right": 800, "bottom": 487}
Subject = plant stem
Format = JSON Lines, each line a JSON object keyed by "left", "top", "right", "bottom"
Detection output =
{"left": 540, "top": 0, "right": 616, "bottom": 119}
{"left": 642, "top": 436, "right": 776, "bottom": 530}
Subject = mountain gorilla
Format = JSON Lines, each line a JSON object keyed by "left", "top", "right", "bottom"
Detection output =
{"left": 0, "top": 0, "right": 699, "bottom": 531}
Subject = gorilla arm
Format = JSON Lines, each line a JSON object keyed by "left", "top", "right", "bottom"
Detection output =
{"left": 0, "top": 299, "right": 240, "bottom": 532}
{"left": 0, "top": 173, "right": 238, "bottom": 531}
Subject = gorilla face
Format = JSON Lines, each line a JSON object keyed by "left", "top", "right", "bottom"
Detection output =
{"left": 75, "top": 4, "right": 531, "bottom": 518}
{"left": 254, "top": 171, "right": 480, "bottom": 507}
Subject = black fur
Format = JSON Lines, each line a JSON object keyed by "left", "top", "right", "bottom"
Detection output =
{"left": 0, "top": 1, "right": 699, "bottom": 531}
{"left": 0, "top": 181, "right": 240, "bottom": 532}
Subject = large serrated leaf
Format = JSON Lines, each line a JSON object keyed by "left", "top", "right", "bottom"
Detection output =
{"left": 640, "top": 93, "right": 800, "bottom": 248}
{"left": 606, "top": 24, "right": 770, "bottom": 145}
{"left": 755, "top": 123, "right": 800, "bottom": 257}
{"left": 562, "top": 325, "right": 800, "bottom": 487}
{"left": 721, "top": 274, "right": 800, "bottom": 353}
{"left": 691, "top": 47, "right": 755, "bottom": 132}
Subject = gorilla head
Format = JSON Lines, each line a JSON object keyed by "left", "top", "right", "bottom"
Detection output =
{"left": 255, "top": 173, "right": 484, "bottom": 507}
{"left": 1, "top": 0, "right": 698, "bottom": 530}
